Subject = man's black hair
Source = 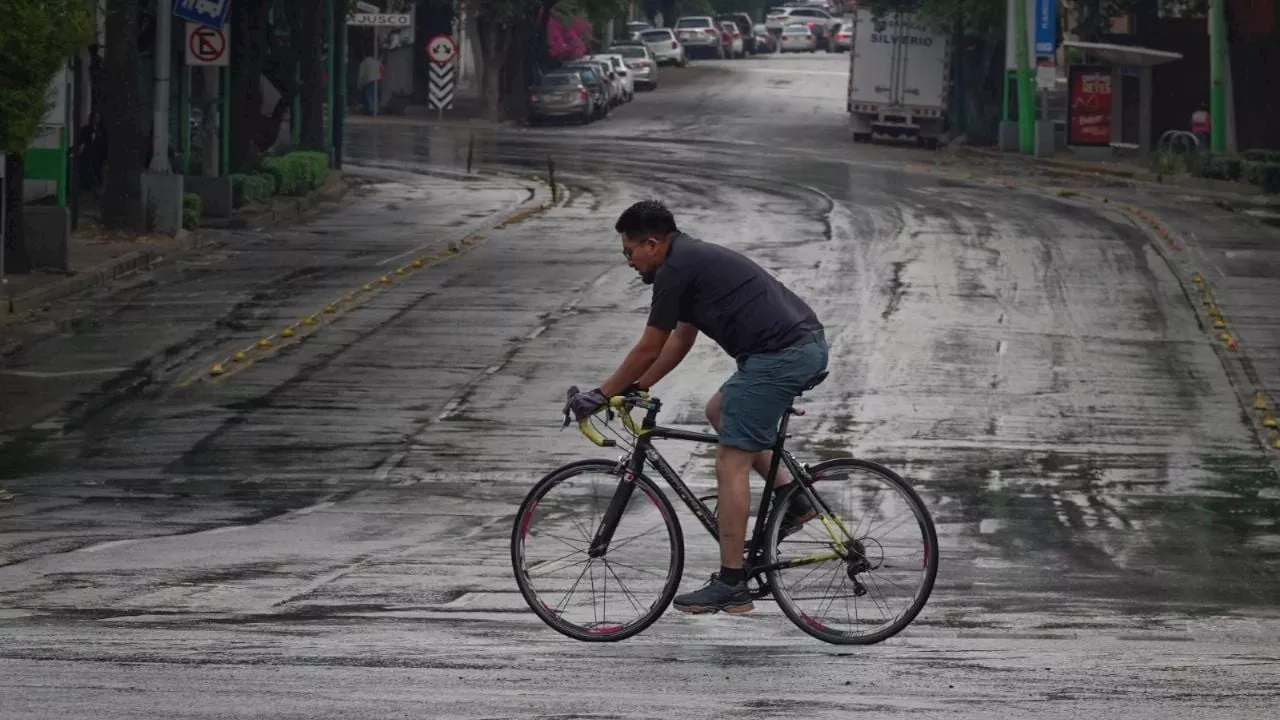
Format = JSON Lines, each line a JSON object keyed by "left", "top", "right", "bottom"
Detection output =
{"left": 615, "top": 200, "right": 678, "bottom": 240}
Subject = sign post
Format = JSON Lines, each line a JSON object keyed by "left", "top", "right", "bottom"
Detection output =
{"left": 427, "top": 34, "right": 458, "bottom": 120}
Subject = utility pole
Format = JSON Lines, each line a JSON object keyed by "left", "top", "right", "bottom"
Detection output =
{"left": 150, "top": 5, "right": 173, "bottom": 173}
{"left": 1209, "top": 0, "right": 1227, "bottom": 154}
{"left": 1012, "top": 0, "right": 1035, "bottom": 154}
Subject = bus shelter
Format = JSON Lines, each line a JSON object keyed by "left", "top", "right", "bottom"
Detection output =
{"left": 1060, "top": 40, "right": 1183, "bottom": 158}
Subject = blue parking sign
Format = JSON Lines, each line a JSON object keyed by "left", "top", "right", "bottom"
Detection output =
{"left": 174, "top": 0, "right": 230, "bottom": 30}
{"left": 1034, "top": 0, "right": 1056, "bottom": 56}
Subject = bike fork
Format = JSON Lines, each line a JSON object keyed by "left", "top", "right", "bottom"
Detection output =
{"left": 587, "top": 460, "right": 640, "bottom": 558}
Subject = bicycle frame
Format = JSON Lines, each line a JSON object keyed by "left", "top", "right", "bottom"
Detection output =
{"left": 585, "top": 398, "right": 851, "bottom": 582}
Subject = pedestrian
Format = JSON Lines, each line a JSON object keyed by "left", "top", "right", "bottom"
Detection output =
{"left": 76, "top": 110, "right": 107, "bottom": 195}
{"left": 1191, "top": 103, "right": 1211, "bottom": 150}
{"left": 359, "top": 53, "right": 382, "bottom": 115}
{"left": 565, "top": 200, "right": 829, "bottom": 615}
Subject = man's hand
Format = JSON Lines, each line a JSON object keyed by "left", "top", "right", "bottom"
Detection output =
{"left": 566, "top": 387, "right": 609, "bottom": 422}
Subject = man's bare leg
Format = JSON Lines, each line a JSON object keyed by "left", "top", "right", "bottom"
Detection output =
{"left": 715, "top": 445, "right": 754, "bottom": 571}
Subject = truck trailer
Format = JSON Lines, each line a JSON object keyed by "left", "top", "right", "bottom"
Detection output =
{"left": 845, "top": 8, "right": 951, "bottom": 148}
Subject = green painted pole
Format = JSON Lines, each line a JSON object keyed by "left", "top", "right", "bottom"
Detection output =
{"left": 221, "top": 66, "right": 230, "bottom": 176}
{"left": 180, "top": 66, "right": 191, "bottom": 174}
{"left": 1209, "top": 0, "right": 1227, "bottom": 154}
{"left": 1012, "top": 0, "right": 1035, "bottom": 154}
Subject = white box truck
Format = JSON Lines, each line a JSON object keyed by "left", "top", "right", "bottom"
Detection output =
{"left": 845, "top": 8, "right": 951, "bottom": 148}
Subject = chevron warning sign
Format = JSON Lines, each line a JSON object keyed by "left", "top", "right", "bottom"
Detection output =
{"left": 428, "top": 63, "right": 455, "bottom": 111}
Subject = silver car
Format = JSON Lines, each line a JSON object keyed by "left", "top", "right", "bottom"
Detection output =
{"left": 611, "top": 43, "right": 659, "bottom": 90}
{"left": 778, "top": 22, "right": 817, "bottom": 52}
{"left": 527, "top": 72, "right": 593, "bottom": 125}
{"left": 672, "top": 16, "right": 723, "bottom": 59}
{"left": 638, "top": 28, "right": 687, "bottom": 66}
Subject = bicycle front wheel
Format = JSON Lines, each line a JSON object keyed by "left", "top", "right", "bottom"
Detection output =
{"left": 765, "top": 458, "right": 939, "bottom": 645}
{"left": 511, "top": 459, "right": 685, "bottom": 642}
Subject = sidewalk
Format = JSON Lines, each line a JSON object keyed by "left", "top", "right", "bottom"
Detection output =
{"left": 0, "top": 167, "right": 549, "bottom": 442}
{"left": 954, "top": 146, "right": 1278, "bottom": 203}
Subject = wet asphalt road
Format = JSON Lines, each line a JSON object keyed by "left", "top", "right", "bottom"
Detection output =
{"left": 3, "top": 51, "right": 1280, "bottom": 718}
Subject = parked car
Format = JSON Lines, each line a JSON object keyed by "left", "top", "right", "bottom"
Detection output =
{"left": 611, "top": 43, "right": 660, "bottom": 90}
{"left": 638, "top": 28, "right": 687, "bottom": 66}
{"left": 752, "top": 23, "right": 778, "bottom": 53}
{"left": 585, "top": 53, "right": 635, "bottom": 102}
{"left": 559, "top": 63, "right": 611, "bottom": 118}
{"left": 527, "top": 71, "right": 594, "bottom": 125}
{"left": 766, "top": 6, "right": 836, "bottom": 49}
{"left": 626, "top": 20, "right": 652, "bottom": 40}
{"left": 719, "top": 21, "right": 744, "bottom": 58}
{"left": 672, "top": 16, "right": 723, "bottom": 59}
{"left": 778, "top": 22, "right": 818, "bottom": 52}
{"left": 568, "top": 59, "right": 621, "bottom": 107}
{"left": 829, "top": 21, "right": 851, "bottom": 53}
{"left": 716, "top": 12, "right": 757, "bottom": 54}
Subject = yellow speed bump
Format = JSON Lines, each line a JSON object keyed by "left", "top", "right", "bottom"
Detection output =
{"left": 1219, "top": 332, "right": 1232, "bottom": 342}
{"left": 233, "top": 351, "right": 247, "bottom": 362}
{"left": 1192, "top": 273, "right": 1205, "bottom": 285}
{"left": 412, "top": 258, "right": 424, "bottom": 268}
{"left": 395, "top": 266, "right": 407, "bottom": 275}
{"left": 1264, "top": 415, "right": 1278, "bottom": 429}
{"left": 302, "top": 316, "right": 317, "bottom": 326}
{"left": 1253, "top": 392, "right": 1270, "bottom": 411}
{"left": 256, "top": 338, "right": 272, "bottom": 349}
{"left": 364, "top": 283, "right": 374, "bottom": 291}
{"left": 1272, "top": 435, "right": 1280, "bottom": 450}
{"left": 282, "top": 327, "right": 295, "bottom": 338}
{"left": 379, "top": 275, "right": 391, "bottom": 284}
{"left": 323, "top": 304, "right": 336, "bottom": 313}
{"left": 209, "top": 363, "right": 226, "bottom": 376}
{"left": 1212, "top": 319, "right": 1226, "bottom": 329}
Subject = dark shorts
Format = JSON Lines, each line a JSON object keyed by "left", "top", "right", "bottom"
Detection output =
{"left": 718, "top": 329, "right": 829, "bottom": 452}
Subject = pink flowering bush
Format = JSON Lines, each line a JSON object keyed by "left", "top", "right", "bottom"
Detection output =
{"left": 547, "top": 17, "right": 594, "bottom": 61}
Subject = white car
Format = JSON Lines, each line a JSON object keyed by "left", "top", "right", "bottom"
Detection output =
{"left": 611, "top": 43, "right": 659, "bottom": 90}
{"left": 719, "top": 21, "right": 744, "bottom": 58}
{"left": 638, "top": 28, "right": 687, "bottom": 66}
{"left": 778, "top": 22, "right": 817, "bottom": 52}
{"left": 586, "top": 54, "right": 634, "bottom": 102}
{"left": 766, "top": 6, "right": 837, "bottom": 48}
{"left": 672, "top": 16, "right": 723, "bottom": 58}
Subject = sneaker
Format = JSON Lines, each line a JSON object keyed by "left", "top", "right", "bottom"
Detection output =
{"left": 672, "top": 573, "right": 754, "bottom": 614}
{"left": 778, "top": 485, "right": 819, "bottom": 539}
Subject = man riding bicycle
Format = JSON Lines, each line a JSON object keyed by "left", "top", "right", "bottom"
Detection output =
{"left": 566, "top": 200, "right": 829, "bottom": 614}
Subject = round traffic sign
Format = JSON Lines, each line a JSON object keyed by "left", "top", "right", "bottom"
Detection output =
{"left": 189, "top": 26, "right": 227, "bottom": 64}
{"left": 427, "top": 34, "right": 457, "bottom": 65}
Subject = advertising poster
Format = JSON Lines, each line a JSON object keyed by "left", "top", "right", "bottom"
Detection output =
{"left": 1068, "top": 65, "right": 1112, "bottom": 146}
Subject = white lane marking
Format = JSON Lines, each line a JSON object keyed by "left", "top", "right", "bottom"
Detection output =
{"left": 374, "top": 453, "right": 406, "bottom": 482}
{"left": 527, "top": 325, "right": 548, "bottom": 340}
{"left": 0, "top": 367, "right": 129, "bottom": 378}
{"left": 437, "top": 399, "right": 461, "bottom": 421}
{"left": 289, "top": 501, "right": 336, "bottom": 516}
{"left": 997, "top": 340, "right": 1007, "bottom": 354}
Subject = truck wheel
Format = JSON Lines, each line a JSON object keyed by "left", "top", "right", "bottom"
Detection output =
{"left": 853, "top": 132, "right": 872, "bottom": 144}
{"left": 922, "top": 137, "right": 940, "bottom": 150}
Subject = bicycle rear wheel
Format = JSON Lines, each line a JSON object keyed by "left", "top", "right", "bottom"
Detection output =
{"left": 765, "top": 458, "right": 939, "bottom": 645}
{"left": 511, "top": 459, "right": 684, "bottom": 642}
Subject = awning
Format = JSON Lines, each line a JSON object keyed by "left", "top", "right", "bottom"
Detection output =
{"left": 1062, "top": 41, "right": 1183, "bottom": 67}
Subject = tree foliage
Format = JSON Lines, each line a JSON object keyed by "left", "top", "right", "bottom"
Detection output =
{"left": 0, "top": 0, "right": 94, "bottom": 154}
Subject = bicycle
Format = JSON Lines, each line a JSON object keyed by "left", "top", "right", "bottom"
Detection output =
{"left": 510, "top": 370, "right": 939, "bottom": 644}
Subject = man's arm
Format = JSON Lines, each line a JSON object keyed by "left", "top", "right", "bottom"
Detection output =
{"left": 635, "top": 322, "right": 697, "bottom": 390}
{"left": 599, "top": 324, "right": 670, "bottom": 397}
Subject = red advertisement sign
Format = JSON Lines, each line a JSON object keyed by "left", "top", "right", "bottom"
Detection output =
{"left": 1068, "top": 65, "right": 1113, "bottom": 146}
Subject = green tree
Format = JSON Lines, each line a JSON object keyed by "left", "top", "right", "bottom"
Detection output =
{"left": 0, "top": 0, "right": 93, "bottom": 273}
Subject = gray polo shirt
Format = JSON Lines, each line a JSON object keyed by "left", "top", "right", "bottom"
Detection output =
{"left": 647, "top": 233, "right": 823, "bottom": 360}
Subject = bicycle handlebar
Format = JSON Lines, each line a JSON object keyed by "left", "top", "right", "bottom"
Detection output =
{"left": 562, "top": 386, "right": 649, "bottom": 447}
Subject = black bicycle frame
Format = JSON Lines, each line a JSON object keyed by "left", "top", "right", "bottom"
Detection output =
{"left": 586, "top": 399, "right": 839, "bottom": 578}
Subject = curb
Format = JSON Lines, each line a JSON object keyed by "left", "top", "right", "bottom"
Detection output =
{"left": 956, "top": 147, "right": 1272, "bottom": 199}
{"left": 2, "top": 172, "right": 354, "bottom": 320}
{"left": 184, "top": 168, "right": 568, "bottom": 386}
{"left": 1036, "top": 186, "right": 1280, "bottom": 463}
{"left": 3, "top": 231, "right": 197, "bottom": 317}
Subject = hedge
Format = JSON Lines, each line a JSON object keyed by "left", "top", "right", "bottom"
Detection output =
{"left": 261, "top": 150, "right": 329, "bottom": 196}
{"left": 1242, "top": 160, "right": 1280, "bottom": 194}
{"left": 231, "top": 172, "right": 277, "bottom": 207}
{"left": 1197, "top": 152, "right": 1280, "bottom": 193}
{"left": 182, "top": 193, "right": 202, "bottom": 230}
